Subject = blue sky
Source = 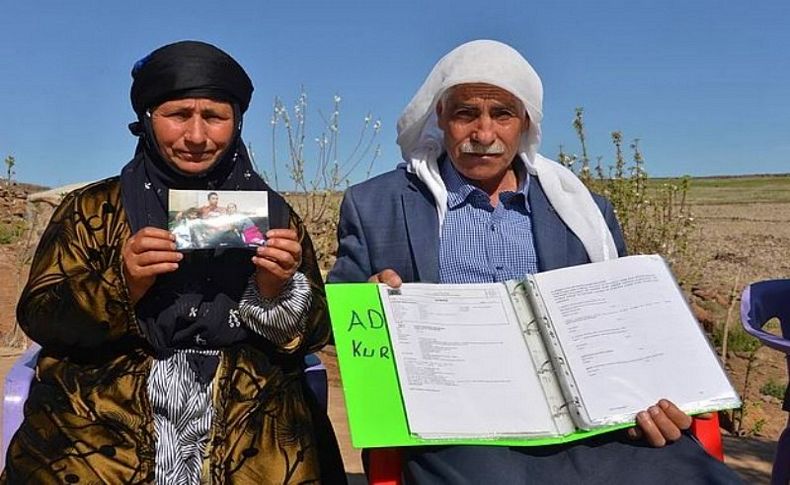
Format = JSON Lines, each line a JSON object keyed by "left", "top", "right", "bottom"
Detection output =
{"left": 1, "top": 0, "right": 789, "bottom": 188}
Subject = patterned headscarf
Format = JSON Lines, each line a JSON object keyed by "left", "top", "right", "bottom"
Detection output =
{"left": 119, "top": 40, "right": 288, "bottom": 379}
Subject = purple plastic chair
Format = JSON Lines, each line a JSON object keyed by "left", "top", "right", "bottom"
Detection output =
{"left": 0, "top": 346, "right": 327, "bottom": 472}
{"left": 740, "top": 279, "right": 790, "bottom": 485}
{"left": 0, "top": 343, "right": 40, "bottom": 471}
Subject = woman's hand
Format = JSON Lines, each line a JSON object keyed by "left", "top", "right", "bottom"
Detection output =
{"left": 122, "top": 227, "right": 183, "bottom": 304}
{"left": 253, "top": 229, "right": 302, "bottom": 298}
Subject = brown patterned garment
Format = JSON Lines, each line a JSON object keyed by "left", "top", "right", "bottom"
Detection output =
{"left": 1, "top": 178, "right": 345, "bottom": 484}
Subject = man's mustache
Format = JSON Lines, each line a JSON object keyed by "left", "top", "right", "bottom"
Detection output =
{"left": 459, "top": 141, "right": 506, "bottom": 155}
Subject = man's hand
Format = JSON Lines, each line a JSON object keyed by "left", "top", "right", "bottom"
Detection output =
{"left": 253, "top": 229, "right": 301, "bottom": 299}
{"left": 626, "top": 399, "right": 707, "bottom": 447}
{"left": 122, "top": 227, "right": 183, "bottom": 304}
{"left": 368, "top": 269, "right": 403, "bottom": 288}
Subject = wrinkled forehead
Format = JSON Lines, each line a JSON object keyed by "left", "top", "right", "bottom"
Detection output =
{"left": 443, "top": 83, "right": 523, "bottom": 107}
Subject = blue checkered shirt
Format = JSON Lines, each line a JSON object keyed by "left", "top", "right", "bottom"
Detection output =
{"left": 438, "top": 157, "right": 539, "bottom": 284}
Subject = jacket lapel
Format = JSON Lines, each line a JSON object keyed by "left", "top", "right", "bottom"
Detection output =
{"left": 401, "top": 183, "right": 440, "bottom": 283}
{"left": 529, "top": 176, "right": 569, "bottom": 272}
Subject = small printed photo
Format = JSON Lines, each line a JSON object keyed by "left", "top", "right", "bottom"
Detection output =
{"left": 168, "top": 189, "right": 269, "bottom": 250}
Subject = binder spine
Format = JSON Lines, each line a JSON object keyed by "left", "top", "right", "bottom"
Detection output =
{"left": 506, "top": 281, "right": 575, "bottom": 434}
{"left": 524, "top": 278, "right": 587, "bottom": 426}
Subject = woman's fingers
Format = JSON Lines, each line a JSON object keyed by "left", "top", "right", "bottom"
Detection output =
{"left": 254, "top": 233, "right": 302, "bottom": 270}
{"left": 122, "top": 226, "right": 182, "bottom": 303}
{"left": 265, "top": 228, "right": 298, "bottom": 242}
{"left": 129, "top": 230, "right": 177, "bottom": 253}
{"left": 253, "top": 230, "right": 302, "bottom": 298}
{"left": 132, "top": 250, "right": 183, "bottom": 271}
{"left": 130, "top": 261, "right": 181, "bottom": 277}
{"left": 255, "top": 246, "right": 298, "bottom": 268}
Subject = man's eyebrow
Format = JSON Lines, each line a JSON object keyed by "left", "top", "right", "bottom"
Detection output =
{"left": 449, "top": 102, "right": 480, "bottom": 110}
{"left": 492, "top": 103, "right": 520, "bottom": 111}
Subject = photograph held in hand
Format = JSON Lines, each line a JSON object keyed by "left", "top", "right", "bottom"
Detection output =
{"left": 168, "top": 189, "right": 269, "bottom": 250}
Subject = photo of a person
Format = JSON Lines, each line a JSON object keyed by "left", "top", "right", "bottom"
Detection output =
{"left": 198, "top": 191, "right": 225, "bottom": 218}
{"left": 171, "top": 207, "right": 201, "bottom": 249}
{"left": 227, "top": 202, "right": 266, "bottom": 245}
{"left": 167, "top": 189, "right": 269, "bottom": 249}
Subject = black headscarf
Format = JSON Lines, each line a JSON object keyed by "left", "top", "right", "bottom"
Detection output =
{"left": 120, "top": 40, "right": 288, "bottom": 381}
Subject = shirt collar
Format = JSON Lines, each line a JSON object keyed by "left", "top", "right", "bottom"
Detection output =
{"left": 439, "top": 154, "right": 531, "bottom": 212}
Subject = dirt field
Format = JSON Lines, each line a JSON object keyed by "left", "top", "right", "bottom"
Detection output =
{"left": 0, "top": 176, "right": 788, "bottom": 483}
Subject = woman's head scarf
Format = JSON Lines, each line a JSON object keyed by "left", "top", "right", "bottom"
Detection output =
{"left": 122, "top": 40, "right": 269, "bottom": 231}
{"left": 396, "top": 39, "right": 617, "bottom": 262}
{"left": 120, "top": 41, "right": 288, "bottom": 379}
{"left": 130, "top": 40, "right": 253, "bottom": 120}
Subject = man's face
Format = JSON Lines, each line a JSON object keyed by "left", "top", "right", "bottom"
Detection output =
{"left": 151, "top": 98, "right": 235, "bottom": 175}
{"left": 436, "top": 84, "right": 528, "bottom": 187}
{"left": 208, "top": 194, "right": 219, "bottom": 206}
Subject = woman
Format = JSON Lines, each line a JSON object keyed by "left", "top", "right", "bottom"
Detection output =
{"left": 2, "top": 41, "right": 345, "bottom": 484}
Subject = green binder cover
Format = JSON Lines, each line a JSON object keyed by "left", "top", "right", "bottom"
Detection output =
{"left": 325, "top": 283, "right": 628, "bottom": 448}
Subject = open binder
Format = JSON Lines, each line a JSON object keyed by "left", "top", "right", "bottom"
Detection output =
{"left": 326, "top": 254, "right": 741, "bottom": 447}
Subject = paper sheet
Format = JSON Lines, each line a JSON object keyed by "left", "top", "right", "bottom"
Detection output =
{"left": 533, "top": 255, "right": 740, "bottom": 427}
{"left": 380, "top": 283, "right": 556, "bottom": 438}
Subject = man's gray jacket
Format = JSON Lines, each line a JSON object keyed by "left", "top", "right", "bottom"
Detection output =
{"left": 328, "top": 163, "right": 627, "bottom": 284}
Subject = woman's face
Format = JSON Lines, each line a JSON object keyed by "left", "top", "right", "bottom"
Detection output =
{"left": 151, "top": 98, "right": 235, "bottom": 175}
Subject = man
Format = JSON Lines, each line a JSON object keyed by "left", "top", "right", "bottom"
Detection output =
{"left": 198, "top": 191, "right": 225, "bottom": 218}
{"left": 328, "top": 40, "right": 740, "bottom": 483}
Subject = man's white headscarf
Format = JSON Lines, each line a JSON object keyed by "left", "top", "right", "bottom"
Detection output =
{"left": 396, "top": 39, "right": 618, "bottom": 263}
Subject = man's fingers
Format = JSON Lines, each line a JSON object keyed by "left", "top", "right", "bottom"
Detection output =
{"left": 648, "top": 405, "right": 683, "bottom": 443}
{"left": 369, "top": 269, "right": 402, "bottom": 288}
{"left": 658, "top": 399, "right": 693, "bottom": 430}
{"left": 635, "top": 400, "right": 692, "bottom": 447}
{"left": 636, "top": 410, "right": 666, "bottom": 447}
{"left": 625, "top": 427, "right": 643, "bottom": 441}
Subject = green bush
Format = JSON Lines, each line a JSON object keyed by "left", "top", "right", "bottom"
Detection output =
{"left": 558, "top": 108, "right": 695, "bottom": 278}
{"left": 761, "top": 378, "right": 787, "bottom": 400}
{"left": 0, "top": 220, "right": 26, "bottom": 245}
{"left": 711, "top": 324, "right": 761, "bottom": 354}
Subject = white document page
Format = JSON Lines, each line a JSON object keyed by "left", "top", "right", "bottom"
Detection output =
{"left": 380, "top": 283, "right": 556, "bottom": 438}
{"left": 533, "top": 255, "right": 739, "bottom": 427}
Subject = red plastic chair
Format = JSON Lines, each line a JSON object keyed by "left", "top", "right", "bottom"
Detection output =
{"left": 368, "top": 415, "right": 725, "bottom": 484}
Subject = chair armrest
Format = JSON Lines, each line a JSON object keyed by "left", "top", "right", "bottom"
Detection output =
{"left": 304, "top": 353, "right": 328, "bottom": 412}
{"left": 368, "top": 448, "right": 403, "bottom": 485}
{"left": 1, "top": 344, "right": 41, "bottom": 470}
{"left": 690, "top": 413, "right": 724, "bottom": 461}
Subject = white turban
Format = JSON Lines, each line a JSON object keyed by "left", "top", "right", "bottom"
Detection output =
{"left": 396, "top": 39, "right": 617, "bottom": 263}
